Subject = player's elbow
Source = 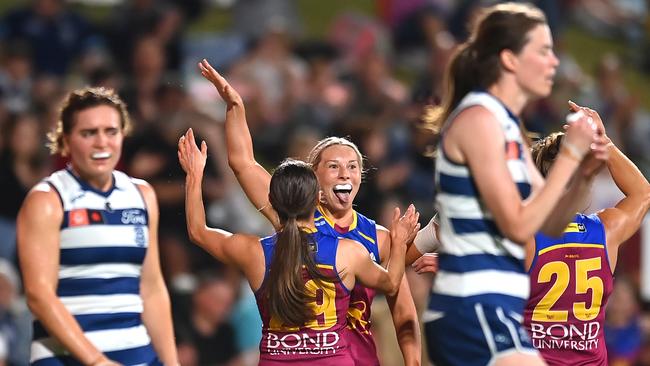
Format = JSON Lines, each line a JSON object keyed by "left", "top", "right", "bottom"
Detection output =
{"left": 187, "top": 225, "right": 207, "bottom": 247}
{"left": 641, "top": 184, "right": 650, "bottom": 211}
{"left": 385, "top": 277, "right": 401, "bottom": 297}
{"left": 501, "top": 226, "right": 532, "bottom": 246}
{"left": 25, "top": 285, "right": 55, "bottom": 317}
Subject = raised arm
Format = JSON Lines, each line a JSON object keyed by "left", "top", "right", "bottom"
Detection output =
{"left": 535, "top": 102, "right": 610, "bottom": 236}
{"left": 449, "top": 106, "right": 596, "bottom": 244}
{"left": 198, "top": 59, "right": 279, "bottom": 229}
{"left": 178, "top": 128, "right": 259, "bottom": 266}
{"left": 578, "top": 112, "right": 650, "bottom": 263}
{"left": 136, "top": 182, "right": 177, "bottom": 365}
{"left": 18, "top": 185, "right": 118, "bottom": 366}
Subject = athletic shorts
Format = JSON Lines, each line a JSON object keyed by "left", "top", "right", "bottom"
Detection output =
{"left": 425, "top": 302, "right": 538, "bottom": 366}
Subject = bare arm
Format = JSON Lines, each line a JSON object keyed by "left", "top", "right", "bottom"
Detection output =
{"left": 448, "top": 106, "right": 595, "bottom": 244}
{"left": 346, "top": 206, "right": 418, "bottom": 296}
{"left": 178, "top": 128, "right": 253, "bottom": 261}
{"left": 137, "top": 182, "right": 178, "bottom": 365}
{"left": 378, "top": 209, "right": 422, "bottom": 366}
{"left": 18, "top": 185, "right": 117, "bottom": 366}
{"left": 199, "top": 59, "right": 279, "bottom": 229}
{"left": 598, "top": 141, "right": 650, "bottom": 261}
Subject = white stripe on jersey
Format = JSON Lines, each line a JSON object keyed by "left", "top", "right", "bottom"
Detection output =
{"left": 60, "top": 294, "right": 143, "bottom": 315}
{"left": 437, "top": 221, "right": 524, "bottom": 258}
{"left": 433, "top": 270, "right": 529, "bottom": 300}
{"left": 436, "top": 193, "right": 494, "bottom": 220}
{"left": 60, "top": 225, "right": 148, "bottom": 249}
{"left": 59, "top": 263, "right": 142, "bottom": 279}
{"left": 30, "top": 325, "right": 151, "bottom": 362}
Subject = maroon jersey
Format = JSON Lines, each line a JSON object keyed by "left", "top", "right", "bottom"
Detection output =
{"left": 256, "top": 231, "right": 354, "bottom": 365}
{"left": 315, "top": 208, "right": 381, "bottom": 365}
{"left": 524, "top": 214, "right": 613, "bottom": 366}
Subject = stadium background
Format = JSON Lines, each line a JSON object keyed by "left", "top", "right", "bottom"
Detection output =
{"left": 0, "top": 0, "right": 648, "bottom": 365}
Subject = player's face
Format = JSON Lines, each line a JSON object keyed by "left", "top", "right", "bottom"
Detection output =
{"left": 314, "top": 145, "right": 362, "bottom": 213}
{"left": 513, "top": 24, "right": 559, "bottom": 99}
{"left": 63, "top": 105, "right": 123, "bottom": 190}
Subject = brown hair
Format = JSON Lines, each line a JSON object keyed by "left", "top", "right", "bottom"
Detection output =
{"left": 264, "top": 159, "right": 333, "bottom": 327}
{"left": 307, "top": 136, "right": 365, "bottom": 173}
{"left": 531, "top": 132, "right": 564, "bottom": 177}
{"left": 47, "top": 87, "right": 131, "bottom": 155}
{"left": 430, "top": 2, "right": 547, "bottom": 132}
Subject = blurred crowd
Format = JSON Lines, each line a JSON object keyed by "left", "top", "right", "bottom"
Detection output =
{"left": 0, "top": 0, "right": 648, "bottom": 365}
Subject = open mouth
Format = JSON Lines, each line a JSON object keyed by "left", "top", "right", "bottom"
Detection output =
{"left": 91, "top": 152, "right": 112, "bottom": 160}
{"left": 333, "top": 183, "right": 352, "bottom": 203}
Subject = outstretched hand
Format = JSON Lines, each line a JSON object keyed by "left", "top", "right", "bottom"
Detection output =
{"left": 198, "top": 59, "right": 243, "bottom": 107}
{"left": 178, "top": 128, "right": 207, "bottom": 178}
{"left": 391, "top": 204, "right": 421, "bottom": 248}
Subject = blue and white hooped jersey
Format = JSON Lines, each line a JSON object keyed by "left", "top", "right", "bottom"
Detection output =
{"left": 31, "top": 168, "right": 159, "bottom": 365}
{"left": 428, "top": 91, "right": 533, "bottom": 316}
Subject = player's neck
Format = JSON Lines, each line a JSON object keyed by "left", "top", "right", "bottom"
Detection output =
{"left": 318, "top": 205, "right": 354, "bottom": 227}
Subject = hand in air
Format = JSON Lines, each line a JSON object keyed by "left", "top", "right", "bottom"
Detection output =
{"left": 567, "top": 101, "right": 610, "bottom": 177}
{"left": 391, "top": 204, "right": 421, "bottom": 248}
{"left": 177, "top": 128, "right": 207, "bottom": 178}
{"left": 198, "top": 59, "right": 243, "bottom": 107}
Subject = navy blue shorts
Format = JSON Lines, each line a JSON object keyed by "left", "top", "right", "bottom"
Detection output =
{"left": 425, "top": 303, "right": 538, "bottom": 366}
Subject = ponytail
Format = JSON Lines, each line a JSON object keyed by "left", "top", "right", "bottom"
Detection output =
{"left": 429, "top": 43, "right": 478, "bottom": 133}
{"left": 265, "top": 217, "right": 333, "bottom": 327}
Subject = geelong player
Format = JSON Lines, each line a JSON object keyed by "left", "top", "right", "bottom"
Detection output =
{"left": 17, "top": 87, "right": 177, "bottom": 365}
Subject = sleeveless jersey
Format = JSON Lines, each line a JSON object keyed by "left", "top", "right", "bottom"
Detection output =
{"left": 524, "top": 213, "right": 612, "bottom": 366}
{"left": 255, "top": 230, "right": 353, "bottom": 365}
{"left": 314, "top": 207, "right": 381, "bottom": 366}
{"left": 428, "top": 91, "right": 533, "bottom": 316}
{"left": 31, "top": 168, "right": 159, "bottom": 365}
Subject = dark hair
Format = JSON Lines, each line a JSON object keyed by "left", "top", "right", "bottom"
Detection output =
{"left": 47, "top": 87, "right": 131, "bottom": 155}
{"left": 531, "top": 132, "right": 564, "bottom": 177}
{"left": 431, "top": 2, "right": 547, "bottom": 132}
{"left": 264, "top": 159, "right": 331, "bottom": 327}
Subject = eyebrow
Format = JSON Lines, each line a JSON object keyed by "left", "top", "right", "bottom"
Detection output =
{"left": 324, "top": 159, "right": 359, "bottom": 163}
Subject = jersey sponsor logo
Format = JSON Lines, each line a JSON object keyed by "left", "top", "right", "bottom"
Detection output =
{"left": 68, "top": 209, "right": 105, "bottom": 227}
{"left": 69, "top": 209, "right": 89, "bottom": 226}
{"left": 505, "top": 141, "right": 522, "bottom": 160}
{"left": 530, "top": 321, "right": 600, "bottom": 351}
{"left": 564, "top": 222, "right": 587, "bottom": 233}
{"left": 121, "top": 209, "right": 147, "bottom": 225}
{"left": 266, "top": 331, "right": 341, "bottom": 355}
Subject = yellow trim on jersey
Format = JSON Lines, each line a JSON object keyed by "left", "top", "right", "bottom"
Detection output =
{"left": 358, "top": 231, "right": 375, "bottom": 244}
{"left": 538, "top": 243, "right": 604, "bottom": 256}
{"left": 301, "top": 264, "right": 334, "bottom": 270}
{"left": 315, "top": 205, "right": 358, "bottom": 231}
{"left": 300, "top": 227, "right": 317, "bottom": 234}
{"left": 349, "top": 211, "right": 358, "bottom": 231}
{"left": 316, "top": 205, "right": 336, "bottom": 227}
{"left": 564, "top": 222, "right": 585, "bottom": 233}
